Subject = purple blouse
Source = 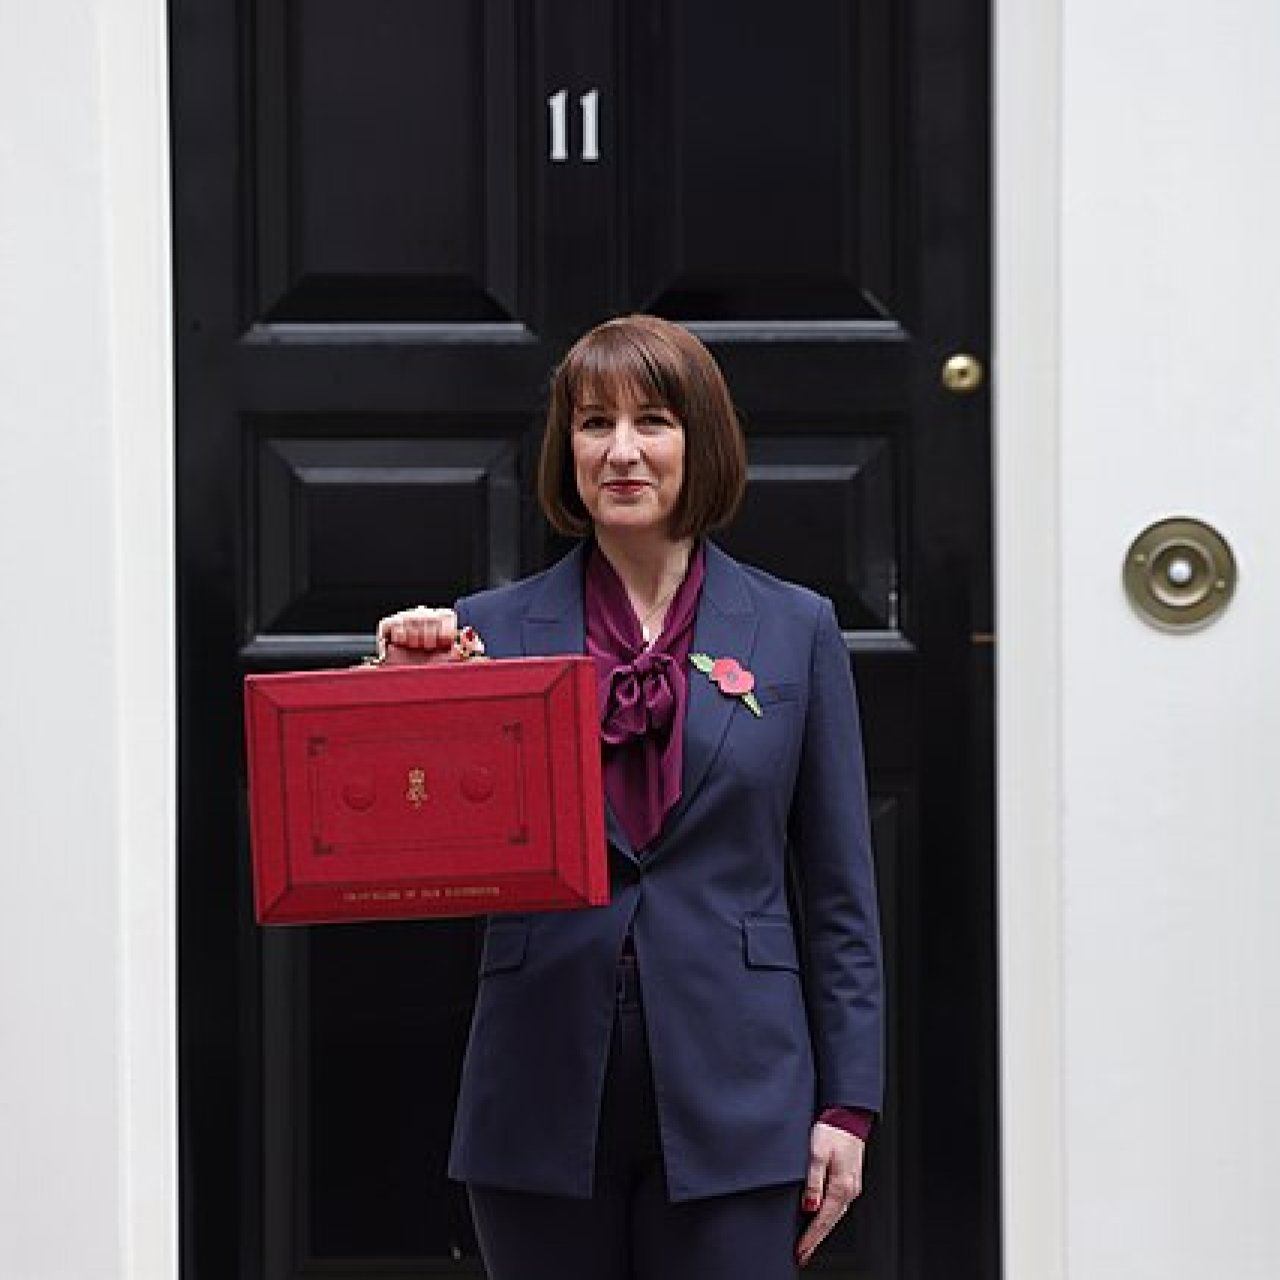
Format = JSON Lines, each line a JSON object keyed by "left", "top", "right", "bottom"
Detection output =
{"left": 585, "top": 541, "right": 705, "bottom": 852}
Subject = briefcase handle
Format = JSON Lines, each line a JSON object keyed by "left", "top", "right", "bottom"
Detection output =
{"left": 361, "top": 625, "right": 488, "bottom": 668}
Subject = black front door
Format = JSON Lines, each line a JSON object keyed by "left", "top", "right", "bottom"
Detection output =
{"left": 173, "top": 2, "right": 993, "bottom": 1276}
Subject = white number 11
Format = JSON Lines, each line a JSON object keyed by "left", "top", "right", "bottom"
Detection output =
{"left": 548, "top": 88, "right": 600, "bottom": 163}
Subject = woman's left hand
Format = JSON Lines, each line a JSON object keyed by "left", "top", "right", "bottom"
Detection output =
{"left": 795, "top": 1121, "right": 866, "bottom": 1268}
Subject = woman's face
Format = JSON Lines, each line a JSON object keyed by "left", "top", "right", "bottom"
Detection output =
{"left": 570, "top": 387, "right": 685, "bottom": 540}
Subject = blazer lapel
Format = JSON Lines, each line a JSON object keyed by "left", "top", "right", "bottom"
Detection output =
{"left": 520, "top": 541, "right": 587, "bottom": 659}
{"left": 519, "top": 543, "right": 637, "bottom": 862}
{"left": 659, "top": 541, "right": 760, "bottom": 841}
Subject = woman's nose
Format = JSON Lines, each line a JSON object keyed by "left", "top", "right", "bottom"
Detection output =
{"left": 606, "top": 420, "right": 641, "bottom": 464}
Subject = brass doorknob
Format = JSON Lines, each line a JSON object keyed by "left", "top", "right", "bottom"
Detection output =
{"left": 941, "top": 353, "right": 985, "bottom": 394}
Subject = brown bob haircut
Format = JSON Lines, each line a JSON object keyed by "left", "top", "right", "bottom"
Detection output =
{"left": 537, "top": 314, "right": 748, "bottom": 540}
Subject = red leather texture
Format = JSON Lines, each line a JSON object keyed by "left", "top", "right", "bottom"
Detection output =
{"left": 244, "top": 658, "right": 608, "bottom": 924}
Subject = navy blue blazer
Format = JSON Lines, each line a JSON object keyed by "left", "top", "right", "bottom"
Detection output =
{"left": 447, "top": 540, "right": 883, "bottom": 1202}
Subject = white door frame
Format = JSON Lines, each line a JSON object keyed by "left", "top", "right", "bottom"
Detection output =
{"left": 995, "top": 1, "right": 1068, "bottom": 1277}
{"left": 1, "top": 1, "right": 176, "bottom": 1278}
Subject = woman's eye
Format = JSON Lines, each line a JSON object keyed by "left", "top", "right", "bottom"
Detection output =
{"left": 578, "top": 416, "right": 610, "bottom": 432}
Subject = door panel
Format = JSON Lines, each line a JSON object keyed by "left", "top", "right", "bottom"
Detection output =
{"left": 254, "top": 0, "right": 523, "bottom": 323}
{"left": 261, "top": 923, "right": 482, "bottom": 1270}
{"left": 250, "top": 431, "right": 524, "bottom": 641}
{"left": 720, "top": 436, "right": 898, "bottom": 632}
{"left": 624, "top": 0, "right": 899, "bottom": 321}
{"left": 173, "top": 2, "right": 993, "bottom": 1277}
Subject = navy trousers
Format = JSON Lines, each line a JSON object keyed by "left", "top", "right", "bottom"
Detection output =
{"left": 467, "top": 954, "right": 802, "bottom": 1280}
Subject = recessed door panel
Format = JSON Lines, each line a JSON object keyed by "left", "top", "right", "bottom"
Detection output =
{"left": 719, "top": 436, "right": 898, "bottom": 632}
{"left": 253, "top": 0, "right": 522, "bottom": 323}
{"left": 624, "top": 0, "right": 899, "bottom": 321}
{"left": 251, "top": 433, "right": 521, "bottom": 640}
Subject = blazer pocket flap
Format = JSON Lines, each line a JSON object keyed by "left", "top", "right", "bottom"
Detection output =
{"left": 743, "top": 916, "right": 800, "bottom": 971}
{"left": 480, "top": 921, "right": 529, "bottom": 976}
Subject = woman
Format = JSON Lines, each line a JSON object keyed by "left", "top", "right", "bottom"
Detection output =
{"left": 379, "top": 315, "right": 882, "bottom": 1278}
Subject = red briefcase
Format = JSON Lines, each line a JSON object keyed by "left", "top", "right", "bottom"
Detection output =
{"left": 244, "top": 658, "right": 608, "bottom": 924}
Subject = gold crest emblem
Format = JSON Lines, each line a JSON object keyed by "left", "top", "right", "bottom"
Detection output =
{"left": 405, "top": 768, "right": 427, "bottom": 809}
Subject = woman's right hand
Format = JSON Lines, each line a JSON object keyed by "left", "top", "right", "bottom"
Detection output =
{"left": 375, "top": 606, "right": 459, "bottom": 664}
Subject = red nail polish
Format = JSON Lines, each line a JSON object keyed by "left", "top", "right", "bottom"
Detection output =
{"left": 803, "top": 1196, "right": 819, "bottom": 1213}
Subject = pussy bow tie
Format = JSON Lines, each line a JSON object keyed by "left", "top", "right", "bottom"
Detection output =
{"left": 599, "top": 650, "right": 677, "bottom": 745}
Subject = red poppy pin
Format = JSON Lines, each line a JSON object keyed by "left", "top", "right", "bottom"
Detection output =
{"left": 690, "top": 653, "right": 762, "bottom": 717}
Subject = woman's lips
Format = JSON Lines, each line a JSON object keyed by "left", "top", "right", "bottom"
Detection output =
{"left": 602, "top": 480, "right": 649, "bottom": 495}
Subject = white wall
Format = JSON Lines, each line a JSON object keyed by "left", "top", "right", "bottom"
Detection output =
{"left": 1000, "top": 1, "right": 1280, "bottom": 1277}
{"left": 0, "top": 3, "right": 175, "bottom": 1278}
